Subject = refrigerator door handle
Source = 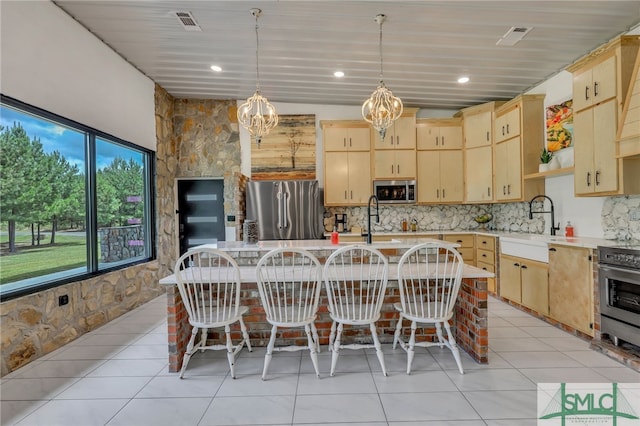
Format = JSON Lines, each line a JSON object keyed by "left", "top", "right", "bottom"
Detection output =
{"left": 277, "top": 190, "right": 283, "bottom": 229}
{"left": 282, "top": 191, "right": 289, "bottom": 229}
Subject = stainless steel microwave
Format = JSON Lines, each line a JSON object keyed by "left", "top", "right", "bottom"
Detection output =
{"left": 373, "top": 180, "right": 416, "bottom": 204}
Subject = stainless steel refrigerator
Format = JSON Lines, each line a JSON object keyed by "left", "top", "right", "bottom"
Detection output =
{"left": 246, "top": 180, "right": 324, "bottom": 240}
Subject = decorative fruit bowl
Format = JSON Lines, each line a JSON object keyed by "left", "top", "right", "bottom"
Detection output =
{"left": 474, "top": 213, "right": 493, "bottom": 230}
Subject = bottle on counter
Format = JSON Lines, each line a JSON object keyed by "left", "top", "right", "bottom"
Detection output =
{"left": 411, "top": 218, "right": 418, "bottom": 232}
{"left": 331, "top": 227, "right": 339, "bottom": 244}
{"left": 402, "top": 218, "right": 408, "bottom": 232}
{"left": 565, "top": 221, "right": 574, "bottom": 237}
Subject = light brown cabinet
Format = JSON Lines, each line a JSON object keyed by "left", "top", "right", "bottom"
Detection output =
{"left": 373, "top": 112, "right": 417, "bottom": 150}
{"left": 417, "top": 150, "right": 463, "bottom": 203}
{"left": 443, "top": 234, "right": 475, "bottom": 263}
{"left": 499, "top": 254, "right": 549, "bottom": 314}
{"left": 493, "top": 95, "right": 545, "bottom": 202}
{"left": 548, "top": 244, "right": 594, "bottom": 336}
{"left": 374, "top": 149, "right": 416, "bottom": 179}
{"left": 322, "top": 120, "right": 372, "bottom": 206}
{"left": 567, "top": 35, "right": 640, "bottom": 196}
{"left": 416, "top": 118, "right": 463, "bottom": 150}
{"left": 475, "top": 235, "right": 496, "bottom": 293}
{"left": 459, "top": 102, "right": 503, "bottom": 203}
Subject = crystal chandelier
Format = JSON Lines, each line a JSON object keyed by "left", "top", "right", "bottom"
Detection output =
{"left": 237, "top": 8, "right": 278, "bottom": 145}
{"left": 362, "top": 14, "right": 403, "bottom": 140}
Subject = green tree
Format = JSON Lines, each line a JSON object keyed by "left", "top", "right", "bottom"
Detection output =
{"left": 98, "top": 157, "right": 144, "bottom": 226}
{"left": 0, "top": 123, "right": 49, "bottom": 252}
{"left": 44, "top": 151, "right": 83, "bottom": 243}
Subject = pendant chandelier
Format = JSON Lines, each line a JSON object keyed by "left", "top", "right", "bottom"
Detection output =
{"left": 237, "top": 8, "right": 278, "bottom": 145}
{"left": 362, "top": 14, "right": 403, "bottom": 141}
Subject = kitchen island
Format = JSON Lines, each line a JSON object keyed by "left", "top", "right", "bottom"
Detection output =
{"left": 160, "top": 238, "right": 493, "bottom": 373}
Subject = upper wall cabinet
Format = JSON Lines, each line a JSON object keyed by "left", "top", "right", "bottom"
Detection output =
{"left": 493, "top": 95, "right": 545, "bottom": 202}
{"left": 567, "top": 35, "right": 640, "bottom": 196}
{"left": 372, "top": 108, "right": 418, "bottom": 150}
{"left": 372, "top": 108, "right": 418, "bottom": 179}
{"left": 323, "top": 120, "right": 371, "bottom": 152}
{"left": 459, "top": 102, "right": 504, "bottom": 203}
{"left": 416, "top": 118, "right": 463, "bottom": 150}
{"left": 322, "top": 120, "right": 372, "bottom": 206}
{"left": 416, "top": 118, "right": 464, "bottom": 203}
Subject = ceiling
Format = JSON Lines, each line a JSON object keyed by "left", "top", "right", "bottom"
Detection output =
{"left": 54, "top": 1, "right": 640, "bottom": 111}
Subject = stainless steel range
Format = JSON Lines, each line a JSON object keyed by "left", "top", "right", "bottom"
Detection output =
{"left": 598, "top": 244, "right": 640, "bottom": 347}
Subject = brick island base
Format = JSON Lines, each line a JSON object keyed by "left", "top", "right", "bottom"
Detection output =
{"left": 161, "top": 243, "right": 490, "bottom": 373}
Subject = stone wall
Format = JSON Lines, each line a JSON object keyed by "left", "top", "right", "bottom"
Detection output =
{"left": 0, "top": 261, "right": 163, "bottom": 376}
{"left": 99, "top": 225, "right": 145, "bottom": 262}
{"left": 602, "top": 195, "right": 640, "bottom": 240}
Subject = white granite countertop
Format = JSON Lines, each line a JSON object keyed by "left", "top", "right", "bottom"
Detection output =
{"left": 324, "top": 230, "right": 629, "bottom": 250}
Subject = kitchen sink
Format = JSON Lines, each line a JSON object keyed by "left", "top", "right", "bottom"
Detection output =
{"left": 500, "top": 236, "right": 549, "bottom": 263}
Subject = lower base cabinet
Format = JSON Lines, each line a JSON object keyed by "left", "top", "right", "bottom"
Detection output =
{"left": 548, "top": 244, "right": 594, "bottom": 336}
{"left": 499, "top": 254, "right": 549, "bottom": 314}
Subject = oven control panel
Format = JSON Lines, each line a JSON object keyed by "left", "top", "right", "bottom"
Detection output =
{"left": 600, "top": 248, "right": 640, "bottom": 269}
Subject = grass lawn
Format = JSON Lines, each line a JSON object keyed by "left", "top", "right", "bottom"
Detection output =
{"left": 0, "top": 235, "right": 87, "bottom": 283}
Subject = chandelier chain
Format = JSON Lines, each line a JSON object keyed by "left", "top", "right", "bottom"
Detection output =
{"left": 254, "top": 14, "right": 261, "bottom": 90}
{"left": 378, "top": 20, "right": 383, "bottom": 81}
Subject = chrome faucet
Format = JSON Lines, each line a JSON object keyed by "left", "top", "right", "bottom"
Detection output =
{"left": 366, "top": 195, "right": 380, "bottom": 244}
{"left": 529, "top": 195, "right": 560, "bottom": 236}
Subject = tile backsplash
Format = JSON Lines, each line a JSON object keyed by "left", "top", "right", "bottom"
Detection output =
{"left": 325, "top": 194, "right": 640, "bottom": 240}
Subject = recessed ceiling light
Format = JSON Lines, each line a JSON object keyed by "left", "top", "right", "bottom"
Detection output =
{"left": 210, "top": 65, "right": 222, "bottom": 72}
{"left": 457, "top": 76, "right": 470, "bottom": 84}
{"left": 334, "top": 71, "right": 345, "bottom": 78}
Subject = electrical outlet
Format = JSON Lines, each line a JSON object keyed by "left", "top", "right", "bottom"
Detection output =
{"left": 631, "top": 210, "right": 640, "bottom": 221}
{"left": 227, "top": 215, "right": 236, "bottom": 222}
{"left": 58, "top": 294, "right": 69, "bottom": 306}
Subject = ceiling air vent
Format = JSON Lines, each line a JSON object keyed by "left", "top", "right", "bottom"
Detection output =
{"left": 172, "top": 11, "right": 202, "bottom": 32}
{"left": 496, "top": 26, "right": 532, "bottom": 46}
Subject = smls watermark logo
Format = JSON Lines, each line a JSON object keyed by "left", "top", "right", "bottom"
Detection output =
{"left": 538, "top": 383, "right": 640, "bottom": 425}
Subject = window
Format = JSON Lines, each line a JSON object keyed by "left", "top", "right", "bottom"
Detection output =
{"left": 0, "top": 95, "right": 155, "bottom": 300}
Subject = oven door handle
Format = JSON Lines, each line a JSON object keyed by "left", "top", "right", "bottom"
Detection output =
{"left": 599, "top": 264, "right": 639, "bottom": 276}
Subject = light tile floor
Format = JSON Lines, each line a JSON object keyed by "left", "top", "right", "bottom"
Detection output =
{"left": 2, "top": 295, "right": 639, "bottom": 426}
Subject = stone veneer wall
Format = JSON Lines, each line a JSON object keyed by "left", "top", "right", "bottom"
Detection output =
{"left": 154, "top": 91, "right": 248, "bottom": 372}
{"left": 99, "top": 225, "right": 145, "bottom": 262}
{"left": 0, "top": 262, "right": 163, "bottom": 376}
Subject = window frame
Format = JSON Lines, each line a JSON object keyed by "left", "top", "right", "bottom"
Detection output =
{"left": 0, "top": 94, "right": 156, "bottom": 301}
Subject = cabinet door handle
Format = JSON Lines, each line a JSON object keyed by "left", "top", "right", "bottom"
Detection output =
{"left": 391, "top": 165, "right": 394, "bottom": 174}
{"left": 397, "top": 164, "right": 400, "bottom": 174}
{"left": 503, "top": 185, "right": 506, "bottom": 195}
{"left": 587, "top": 172, "right": 591, "bottom": 187}
{"left": 507, "top": 184, "right": 511, "bottom": 194}
{"left": 549, "top": 247, "right": 557, "bottom": 252}
{"left": 482, "top": 241, "right": 487, "bottom": 245}
{"left": 436, "top": 136, "right": 439, "bottom": 146}
{"left": 343, "top": 137, "right": 347, "bottom": 148}
{"left": 482, "top": 253, "right": 487, "bottom": 258}
{"left": 436, "top": 189, "right": 440, "bottom": 199}
{"left": 487, "top": 187, "right": 491, "bottom": 197}
{"left": 486, "top": 131, "right": 490, "bottom": 142}
{"left": 506, "top": 124, "right": 509, "bottom": 135}
{"left": 594, "top": 81, "right": 599, "bottom": 97}
{"left": 344, "top": 190, "right": 347, "bottom": 200}
{"left": 349, "top": 137, "right": 352, "bottom": 147}
{"left": 350, "top": 190, "right": 353, "bottom": 199}
{"left": 513, "top": 263, "right": 520, "bottom": 267}
{"left": 456, "top": 239, "right": 463, "bottom": 243}
{"left": 521, "top": 264, "right": 528, "bottom": 269}
{"left": 595, "top": 170, "right": 600, "bottom": 186}
{"left": 502, "top": 125, "right": 505, "bottom": 136}
{"left": 396, "top": 136, "right": 400, "bottom": 145}
{"left": 442, "top": 136, "right": 445, "bottom": 146}
{"left": 585, "top": 86, "right": 590, "bottom": 101}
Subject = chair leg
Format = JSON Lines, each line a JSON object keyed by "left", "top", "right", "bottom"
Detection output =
{"left": 407, "top": 321, "right": 417, "bottom": 375}
{"left": 328, "top": 321, "right": 337, "bottom": 352}
{"left": 305, "top": 324, "right": 320, "bottom": 378}
{"left": 443, "top": 321, "right": 464, "bottom": 374}
{"left": 435, "top": 322, "right": 445, "bottom": 348}
{"left": 311, "top": 322, "right": 321, "bottom": 354}
{"left": 199, "top": 328, "right": 208, "bottom": 352}
{"left": 330, "top": 323, "right": 343, "bottom": 376}
{"left": 393, "top": 315, "right": 403, "bottom": 350}
{"left": 239, "top": 317, "right": 252, "bottom": 352}
{"left": 224, "top": 324, "right": 236, "bottom": 379}
{"left": 180, "top": 326, "right": 199, "bottom": 379}
{"left": 262, "top": 325, "right": 277, "bottom": 381}
{"left": 370, "top": 322, "right": 387, "bottom": 377}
